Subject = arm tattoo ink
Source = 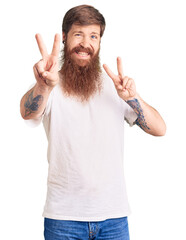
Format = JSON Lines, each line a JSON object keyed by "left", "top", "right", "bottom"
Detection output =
{"left": 24, "top": 90, "right": 43, "bottom": 117}
{"left": 127, "top": 98, "right": 150, "bottom": 131}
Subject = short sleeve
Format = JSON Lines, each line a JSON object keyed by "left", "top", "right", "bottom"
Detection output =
{"left": 123, "top": 100, "right": 138, "bottom": 126}
{"left": 24, "top": 84, "right": 53, "bottom": 128}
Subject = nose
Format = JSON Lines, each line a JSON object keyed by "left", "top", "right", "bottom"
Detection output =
{"left": 80, "top": 36, "right": 90, "bottom": 48}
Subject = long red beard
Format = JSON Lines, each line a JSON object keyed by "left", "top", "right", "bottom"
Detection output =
{"left": 59, "top": 44, "right": 103, "bottom": 102}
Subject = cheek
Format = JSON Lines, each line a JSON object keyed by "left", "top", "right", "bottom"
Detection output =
{"left": 93, "top": 43, "right": 100, "bottom": 54}
{"left": 69, "top": 39, "right": 81, "bottom": 49}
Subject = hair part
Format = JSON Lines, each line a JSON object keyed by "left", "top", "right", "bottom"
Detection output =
{"left": 62, "top": 5, "right": 106, "bottom": 38}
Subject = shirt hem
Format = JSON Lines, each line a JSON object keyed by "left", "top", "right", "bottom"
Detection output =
{"left": 42, "top": 210, "right": 132, "bottom": 222}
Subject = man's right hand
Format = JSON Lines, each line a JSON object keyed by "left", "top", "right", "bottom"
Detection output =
{"left": 33, "top": 33, "right": 61, "bottom": 88}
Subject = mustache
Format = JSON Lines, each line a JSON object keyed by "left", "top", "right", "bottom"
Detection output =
{"left": 70, "top": 46, "right": 94, "bottom": 56}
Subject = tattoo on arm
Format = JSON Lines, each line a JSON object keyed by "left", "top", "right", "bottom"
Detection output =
{"left": 127, "top": 98, "right": 150, "bottom": 131}
{"left": 24, "top": 90, "right": 43, "bottom": 117}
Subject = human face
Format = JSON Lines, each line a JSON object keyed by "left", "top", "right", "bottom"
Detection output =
{"left": 63, "top": 24, "right": 101, "bottom": 66}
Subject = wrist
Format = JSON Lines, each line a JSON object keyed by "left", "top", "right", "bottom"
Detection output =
{"left": 35, "top": 82, "right": 53, "bottom": 94}
{"left": 125, "top": 93, "right": 139, "bottom": 102}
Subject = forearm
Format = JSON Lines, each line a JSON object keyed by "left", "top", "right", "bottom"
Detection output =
{"left": 126, "top": 94, "right": 166, "bottom": 136}
{"left": 20, "top": 83, "right": 52, "bottom": 120}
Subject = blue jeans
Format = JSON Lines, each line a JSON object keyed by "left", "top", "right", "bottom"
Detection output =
{"left": 44, "top": 216, "right": 130, "bottom": 240}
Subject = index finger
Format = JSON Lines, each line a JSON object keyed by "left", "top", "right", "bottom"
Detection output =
{"left": 51, "top": 34, "right": 60, "bottom": 57}
{"left": 117, "top": 57, "right": 124, "bottom": 78}
{"left": 103, "top": 64, "right": 116, "bottom": 80}
{"left": 35, "top": 33, "right": 48, "bottom": 59}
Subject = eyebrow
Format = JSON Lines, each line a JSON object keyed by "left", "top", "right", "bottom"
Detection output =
{"left": 72, "top": 31, "right": 100, "bottom": 36}
{"left": 91, "top": 32, "right": 100, "bottom": 36}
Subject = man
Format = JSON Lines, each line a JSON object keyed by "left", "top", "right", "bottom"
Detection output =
{"left": 20, "top": 4, "right": 166, "bottom": 240}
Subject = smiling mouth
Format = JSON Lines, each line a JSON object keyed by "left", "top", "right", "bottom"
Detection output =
{"left": 75, "top": 51, "right": 90, "bottom": 57}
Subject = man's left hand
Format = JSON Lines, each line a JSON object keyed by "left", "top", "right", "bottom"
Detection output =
{"left": 103, "top": 57, "right": 137, "bottom": 101}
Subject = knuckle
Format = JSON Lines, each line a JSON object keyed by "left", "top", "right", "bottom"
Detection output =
{"left": 37, "top": 61, "right": 43, "bottom": 67}
{"left": 35, "top": 59, "right": 43, "bottom": 67}
{"left": 34, "top": 62, "right": 39, "bottom": 69}
{"left": 33, "top": 62, "right": 38, "bottom": 68}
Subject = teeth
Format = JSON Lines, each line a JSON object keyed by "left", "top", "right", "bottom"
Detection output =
{"left": 78, "top": 52, "right": 88, "bottom": 56}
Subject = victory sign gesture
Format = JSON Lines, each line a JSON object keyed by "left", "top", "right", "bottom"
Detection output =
{"left": 34, "top": 33, "right": 61, "bottom": 88}
{"left": 103, "top": 57, "right": 137, "bottom": 101}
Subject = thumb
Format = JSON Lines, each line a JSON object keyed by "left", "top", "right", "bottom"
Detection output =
{"left": 42, "top": 71, "right": 48, "bottom": 78}
{"left": 41, "top": 71, "right": 59, "bottom": 86}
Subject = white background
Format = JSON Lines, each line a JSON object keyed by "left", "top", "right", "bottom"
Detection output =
{"left": 1, "top": 0, "right": 186, "bottom": 239}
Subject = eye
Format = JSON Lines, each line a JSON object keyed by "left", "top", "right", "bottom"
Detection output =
{"left": 91, "top": 35, "right": 97, "bottom": 39}
{"left": 74, "top": 33, "right": 81, "bottom": 37}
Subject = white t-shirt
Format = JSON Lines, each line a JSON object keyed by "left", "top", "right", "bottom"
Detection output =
{"left": 26, "top": 72, "right": 137, "bottom": 221}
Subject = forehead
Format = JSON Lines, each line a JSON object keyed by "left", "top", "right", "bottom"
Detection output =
{"left": 69, "top": 24, "right": 101, "bottom": 35}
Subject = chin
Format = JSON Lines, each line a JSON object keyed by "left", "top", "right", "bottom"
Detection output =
{"left": 75, "top": 59, "right": 90, "bottom": 67}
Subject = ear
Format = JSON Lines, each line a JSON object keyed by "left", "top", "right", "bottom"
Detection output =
{"left": 62, "top": 32, "right": 66, "bottom": 43}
